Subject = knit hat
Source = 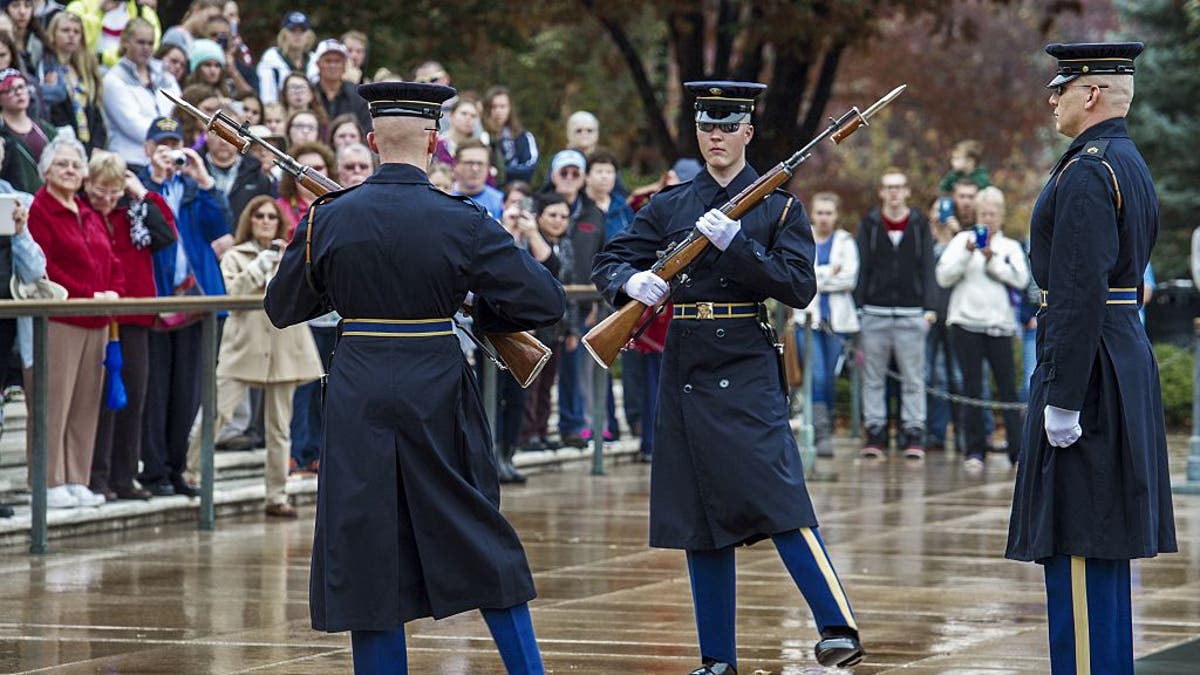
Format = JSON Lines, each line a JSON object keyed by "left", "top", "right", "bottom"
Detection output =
{"left": 188, "top": 39, "right": 226, "bottom": 72}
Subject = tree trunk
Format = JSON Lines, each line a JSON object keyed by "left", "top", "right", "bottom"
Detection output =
{"left": 797, "top": 41, "right": 845, "bottom": 144}
{"left": 584, "top": 1, "right": 679, "bottom": 162}
{"left": 669, "top": 9, "right": 707, "bottom": 159}
{"left": 752, "top": 45, "right": 810, "bottom": 166}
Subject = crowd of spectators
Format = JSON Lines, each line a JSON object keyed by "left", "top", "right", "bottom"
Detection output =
{"left": 0, "top": 2, "right": 1110, "bottom": 524}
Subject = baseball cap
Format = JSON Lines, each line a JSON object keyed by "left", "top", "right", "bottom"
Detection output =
{"left": 0, "top": 68, "right": 26, "bottom": 93}
{"left": 146, "top": 116, "right": 184, "bottom": 143}
{"left": 551, "top": 149, "right": 587, "bottom": 175}
{"left": 282, "top": 11, "right": 309, "bottom": 30}
{"left": 314, "top": 39, "right": 349, "bottom": 61}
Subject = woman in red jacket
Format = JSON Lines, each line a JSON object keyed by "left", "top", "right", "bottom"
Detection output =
{"left": 84, "top": 150, "right": 174, "bottom": 502}
{"left": 27, "top": 135, "right": 123, "bottom": 510}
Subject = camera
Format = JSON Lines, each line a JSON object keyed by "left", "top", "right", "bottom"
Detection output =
{"left": 170, "top": 150, "right": 188, "bottom": 167}
{"left": 974, "top": 224, "right": 989, "bottom": 250}
{"left": 937, "top": 197, "right": 954, "bottom": 224}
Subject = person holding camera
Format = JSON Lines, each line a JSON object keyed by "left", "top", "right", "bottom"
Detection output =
{"left": 137, "top": 115, "right": 230, "bottom": 498}
{"left": 101, "top": 18, "right": 178, "bottom": 172}
{"left": 935, "top": 186, "right": 1028, "bottom": 473}
{"left": 188, "top": 195, "right": 321, "bottom": 518}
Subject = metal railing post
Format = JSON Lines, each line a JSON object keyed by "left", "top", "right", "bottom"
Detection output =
{"left": 199, "top": 313, "right": 217, "bottom": 530}
{"left": 482, "top": 354, "right": 499, "bottom": 466}
{"left": 848, "top": 336, "right": 861, "bottom": 439}
{"left": 29, "top": 317, "right": 48, "bottom": 555}
{"left": 591, "top": 307, "right": 609, "bottom": 476}
{"left": 800, "top": 315, "right": 816, "bottom": 475}
{"left": 1177, "top": 317, "right": 1200, "bottom": 494}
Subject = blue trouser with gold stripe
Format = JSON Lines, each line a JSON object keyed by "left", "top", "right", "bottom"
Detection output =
{"left": 1044, "top": 555, "right": 1133, "bottom": 674}
{"left": 687, "top": 528, "right": 858, "bottom": 668}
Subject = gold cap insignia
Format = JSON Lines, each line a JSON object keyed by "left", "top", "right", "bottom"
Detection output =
{"left": 1082, "top": 65, "right": 1090, "bottom": 73}
{"left": 1087, "top": 146, "right": 1099, "bottom": 154}
{"left": 156, "top": 118, "right": 180, "bottom": 131}
{"left": 709, "top": 87, "right": 723, "bottom": 96}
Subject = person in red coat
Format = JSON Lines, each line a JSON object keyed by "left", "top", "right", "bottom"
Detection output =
{"left": 84, "top": 150, "right": 174, "bottom": 502}
{"left": 27, "top": 135, "right": 124, "bottom": 510}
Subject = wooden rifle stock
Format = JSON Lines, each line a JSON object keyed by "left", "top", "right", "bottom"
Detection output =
{"left": 163, "top": 88, "right": 552, "bottom": 387}
{"left": 582, "top": 85, "right": 907, "bottom": 369}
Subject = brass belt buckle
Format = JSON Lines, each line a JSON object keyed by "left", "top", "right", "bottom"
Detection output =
{"left": 696, "top": 302, "right": 714, "bottom": 320}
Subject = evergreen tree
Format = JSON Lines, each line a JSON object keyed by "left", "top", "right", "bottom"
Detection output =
{"left": 1124, "top": 0, "right": 1200, "bottom": 279}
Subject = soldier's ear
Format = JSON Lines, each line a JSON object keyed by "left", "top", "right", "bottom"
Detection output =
{"left": 366, "top": 131, "right": 379, "bottom": 155}
{"left": 744, "top": 124, "right": 754, "bottom": 145}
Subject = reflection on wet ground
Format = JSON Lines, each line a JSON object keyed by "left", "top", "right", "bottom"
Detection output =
{"left": 1, "top": 443, "right": 1198, "bottom": 673}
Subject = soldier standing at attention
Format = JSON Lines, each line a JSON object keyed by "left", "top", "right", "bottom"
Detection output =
{"left": 592, "top": 81, "right": 864, "bottom": 673}
{"left": 1006, "top": 42, "right": 1176, "bottom": 674}
{"left": 264, "top": 81, "right": 565, "bottom": 675}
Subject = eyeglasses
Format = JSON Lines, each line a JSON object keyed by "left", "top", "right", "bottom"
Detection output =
{"left": 880, "top": 183, "right": 907, "bottom": 191}
{"left": 341, "top": 162, "right": 371, "bottom": 171}
{"left": 0, "top": 83, "right": 26, "bottom": 95}
{"left": 697, "top": 122, "right": 744, "bottom": 134}
{"left": 285, "top": 83, "right": 311, "bottom": 92}
{"left": 557, "top": 168, "right": 581, "bottom": 178}
{"left": 1053, "top": 83, "right": 1110, "bottom": 97}
{"left": 252, "top": 212, "right": 279, "bottom": 221}
{"left": 51, "top": 158, "right": 83, "bottom": 170}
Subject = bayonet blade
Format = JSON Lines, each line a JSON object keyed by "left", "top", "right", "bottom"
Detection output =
{"left": 860, "top": 84, "right": 906, "bottom": 121}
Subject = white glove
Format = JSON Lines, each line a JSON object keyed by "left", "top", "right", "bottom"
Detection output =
{"left": 624, "top": 270, "right": 669, "bottom": 305}
{"left": 1044, "top": 405, "right": 1082, "bottom": 448}
{"left": 255, "top": 249, "right": 280, "bottom": 273}
{"left": 695, "top": 208, "right": 742, "bottom": 251}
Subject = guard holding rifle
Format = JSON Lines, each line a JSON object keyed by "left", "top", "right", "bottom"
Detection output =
{"left": 264, "top": 82, "right": 564, "bottom": 674}
{"left": 592, "top": 81, "right": 864, "bottom": 673}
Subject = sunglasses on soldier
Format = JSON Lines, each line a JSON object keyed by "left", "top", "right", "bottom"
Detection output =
{"left": 697, "top": 122, "right": 744, "bottom": 134}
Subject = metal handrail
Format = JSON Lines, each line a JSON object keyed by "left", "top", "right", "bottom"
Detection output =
{"left": 12, "top": 285, "right": 605, "bottom": 554}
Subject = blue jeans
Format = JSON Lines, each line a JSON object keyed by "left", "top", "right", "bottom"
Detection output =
{"left": 1021, "top": 325, "right": 1037, "bottom": 402}
{"left": 925, "top": 323, "right": 961, "bottom": 446}
{"left": 796, "top": 327, "right": 846, "bottom": 405}
{"left": 557, "top": 341, "right": 585, "bottom": 436}
{"left": 290, "top": 325, "right": 337, "bottom": 467}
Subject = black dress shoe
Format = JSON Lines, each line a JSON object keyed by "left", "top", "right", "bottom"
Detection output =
{"left": 171, "top": 480, "right": 200, "bottom": 498}
{"left": 541, "top": 437, "right": 562, "bottom": 451}
{"left": 147, "top": 482, "right": 175, "bottom": 497}
{"left": 688, "top": 662, "right": 736, "bottom": 675}
{"left": 815, "top": 635, "right": 864, "bottom": 668}
{"left": 114, "top": 487, "right": 153, "bottom": 501}
{"left": 505, "top": 461, "right": 527, "bottom": 484}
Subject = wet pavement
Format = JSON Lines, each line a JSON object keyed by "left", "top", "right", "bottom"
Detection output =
{"left": 1, "top": 440, "right": 1198, "bottom": 673}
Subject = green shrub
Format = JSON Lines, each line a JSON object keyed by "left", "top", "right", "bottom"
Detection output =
{"left": 1155, "top": 342, "right": 1194, "bottom": 429}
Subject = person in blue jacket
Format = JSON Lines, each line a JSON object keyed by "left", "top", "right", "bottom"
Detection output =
{"left": 1006, "top": 42, "right": 1177, "bottom": 675}
{"left": 592, "top": 81, "right": 863, "bottom": 673}
{"left": 264, "top": 81, "right": 565, "bottom": 675}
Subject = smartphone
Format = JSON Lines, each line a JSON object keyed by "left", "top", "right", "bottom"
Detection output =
{"left": 974, "top": 224, "right": 989, "bottom": 249}
{"left": 0, "top": 193, "right": 19, "bottom": 235}
{"left": 270, "top": 240, "right": 286, "bottom": 253}
{"left": 521, "top": 196, "right": 534, "bottom": 214}
{"left": 937, "top": 197, "right": 954, "bottom": 224}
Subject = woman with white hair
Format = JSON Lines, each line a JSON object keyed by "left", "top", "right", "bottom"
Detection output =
{"left": 26, "top": 134, "right": 123, "bottom": 508}
{"left": 935, "top": 185, "right": 1029, "bottom": 473}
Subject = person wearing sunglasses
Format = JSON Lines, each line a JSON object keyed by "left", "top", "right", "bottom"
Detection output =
{"left": 592, "top": 81, "right": 864, "bottom": 672}
{"left": 1006, "top": 41, "right": 1176, "bottom": 675}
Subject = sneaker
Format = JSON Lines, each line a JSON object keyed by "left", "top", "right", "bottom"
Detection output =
{"left": 902, "top": 428, "right": 925, "bottom": 462}
{"left": 860, "top": 426, "right": 887, "bottom": 461}
{"left": 963, "top": 455, "right": 985, "bottom": 475}
{"left": 46, "top": 485, "right": 78, "bottom": 509}
{"left": 66, "top": 483, "right": 105, "bottom": 507}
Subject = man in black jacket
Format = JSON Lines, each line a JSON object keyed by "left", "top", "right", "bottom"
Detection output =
{"left": 854, "top": 167, "right": 936, "bottom": 461}
{"left": 202, "top": 131, "right": 273, "bottom": 224}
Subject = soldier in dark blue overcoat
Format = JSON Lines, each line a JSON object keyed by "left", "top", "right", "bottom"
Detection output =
{"left": 591, "top": 82, "right": 864, "bottom": 673}
{"left": 1005, "top": 42, "right": 1177, "bottom": 674}
{"left": 264, "top": 82, "right": 565, "bottom": 675}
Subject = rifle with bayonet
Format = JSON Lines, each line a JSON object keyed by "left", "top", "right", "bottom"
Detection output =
{"left": 582, "top": 85, "right": 908, "bottom": 369}
{"left": 161, "top": 89, "right": 552, "bottom": 388}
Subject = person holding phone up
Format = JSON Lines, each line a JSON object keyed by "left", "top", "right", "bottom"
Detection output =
{"left": 935, "top": 185, "right": 1029, "bottom": 473}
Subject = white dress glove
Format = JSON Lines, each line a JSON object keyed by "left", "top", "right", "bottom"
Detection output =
{"left": 624, "top": 270, "right": 669, "bottom": 305}
{"left": 695, "top": 208, "right": 742, "bottom": 251}
{"left": 1044, "top": 405, "right": 1082, "bottom": 448}
{"left": 255, "top": 249, "right": 280, "bottom": 273}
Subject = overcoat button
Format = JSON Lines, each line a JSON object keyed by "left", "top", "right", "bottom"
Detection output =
{"left": 719, "top": 277, "right": 728, "bottom": 287}
{"left": 683, "top": 384, "right": 693, "bottom": 393}
{"left": 685, "top": 277, "right": 694, "bottom": 287}
{"left": 719, "top": 379, "right": 730, "bottom": 388}
{"left": 715, "top": 328, "right": 726, "bottom": 338}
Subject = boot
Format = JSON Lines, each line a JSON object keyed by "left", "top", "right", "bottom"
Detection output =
{"left": 495, "top": 446, "right": 515, "bottom": 483}
{"left": 815, "top": 630, "right": 864, "bottom": 668}
{"left": 500, "top": 444, "right": 526, "bottom": 484}
{"left": 813, "top": 402, "right": 834, "bottom": 458}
